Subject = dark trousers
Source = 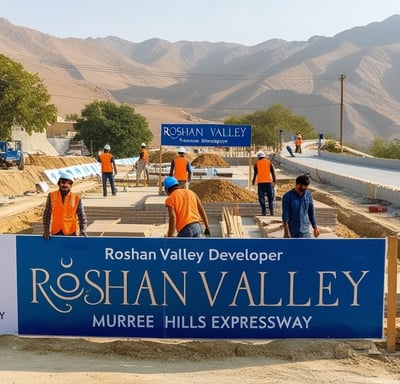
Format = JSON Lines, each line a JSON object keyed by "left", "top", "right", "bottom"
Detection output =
{"left": 102, "top": 172, "right": 116, "bottom": 196}
{"left": 257, "top": 183, "right": 274, "bottom": 215}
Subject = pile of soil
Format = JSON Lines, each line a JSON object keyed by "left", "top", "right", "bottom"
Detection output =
{"left": 190, "top": 179, "right": 257, "bottom": 203}
{"left": 0, "top": 335, "right": 362, "bottom": 361}
{"left": 149, "top": 150, "right": 197, "bottom": 163}
{"left": 191, "top": 153, "right": 230, "bottom": 167}
{"left": 25, "top": 154, "right": 96, "bottom": 167}
{"left": 0, "top": 155, "right": 96, "bottom": 196}
{"left": 149, "top": 150, "right": 177, "bottom": 163}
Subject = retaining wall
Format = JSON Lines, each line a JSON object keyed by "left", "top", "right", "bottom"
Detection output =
{"left": 275, "top": 152, "right": 400, "bottom": 208}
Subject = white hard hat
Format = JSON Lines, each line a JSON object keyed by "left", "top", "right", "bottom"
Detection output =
{"left": 178, "top": 146, "right": 186, "bottom": 153}
{"left": 58, "top": 170, "right": 74, "bottom": 183}
{"left": 104, "top": 144, "right": 111, "bottom": 150}
{"left": 257, "top": 151, "right": 266, "bottom": 158}
{"left": 141, "top": 143, "right": 147, "bottom": 147}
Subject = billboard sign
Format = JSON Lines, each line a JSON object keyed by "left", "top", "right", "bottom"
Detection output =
{"left": 7, "top": 236, "right": 385, "bottom": 339}
{"left": 161, "top": 124, "right": 252, "bottom": 147}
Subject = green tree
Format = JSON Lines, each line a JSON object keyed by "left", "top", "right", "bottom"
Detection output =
{"left": 0, "top": 54, "right": 57, "bottom": 139}
{"left": 370, "top": 137, "right": 400, "bottom": 159}
{"left": 65, "top": 113, "right": 80, "bottom": 121}
{"left": 225, "top": 104, "right": 316, "bottom": 149}
{"left": 74, "top": 101, "right": 152, "bottom": 158}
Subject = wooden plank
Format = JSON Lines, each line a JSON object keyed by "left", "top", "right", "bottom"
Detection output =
{"left": 386, "top": 236, "right": 398, "bottom": 353}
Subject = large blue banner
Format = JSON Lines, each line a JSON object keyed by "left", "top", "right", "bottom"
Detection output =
{"left": 160, "top": 124, "right": 252, "bottom": 147}
{"left": 15, "top": 236, "right": 385, "bottom": 339}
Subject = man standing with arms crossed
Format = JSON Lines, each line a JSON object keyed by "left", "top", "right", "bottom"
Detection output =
{"left": 252, "top": 151, "right": 276, "bottom": 216}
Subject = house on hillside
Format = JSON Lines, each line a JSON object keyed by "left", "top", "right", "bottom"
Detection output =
{"left": 46, "top": 121, "right": 89, "bottom": 156}
{"left": 11, "top": 121, "right": 89, "bottom": 156}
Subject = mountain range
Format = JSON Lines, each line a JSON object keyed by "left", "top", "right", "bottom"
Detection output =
{"left": 1, "top": 15, "right": 400, "bottom": 147}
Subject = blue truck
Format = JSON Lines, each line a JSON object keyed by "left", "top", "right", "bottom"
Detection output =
{"left": 0, "top": 141, "right": 25, "bottom": 170}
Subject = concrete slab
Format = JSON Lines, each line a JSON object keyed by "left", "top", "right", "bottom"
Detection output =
{"left": 101, "top": 224, "right": 152, "bottom": 237}
{"left": 86, "top": 219, "right": 121, "bottom": 236}
{"left": 144, "top": 195, "right": 166, "bottom": 211}
{"left": 82, "top": 186, "right": 162, "bottom": 208}
{"left": 87, "top": 222, "right": 152, "bottom": 237}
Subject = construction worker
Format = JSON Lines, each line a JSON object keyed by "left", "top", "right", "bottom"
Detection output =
{"left": 136, "top": 143, "right": 149, "bottom": 186}
{"left": 169, "top": 146, "right": 192, "bottom": 189}
{"left": 282, "top": 174, "right": 320, "bottom": 238}
{"left": 295, "top": 132, "right": 303, "bottom": 153}
{"left": 164, "top": 176, "right": 210, "bottom": 237}
{"left": 252, "top": 151, "right": 277, "bottom": 216}
{"left": 98, "top": 144, "right": 117, "bottom": 196}
{"left": 43, "top": 171, "right": 87, "bottom": 240}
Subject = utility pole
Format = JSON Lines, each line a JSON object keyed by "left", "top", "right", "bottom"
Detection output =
{"left": 339, "top": 74, "right": 346, "bottom": 154}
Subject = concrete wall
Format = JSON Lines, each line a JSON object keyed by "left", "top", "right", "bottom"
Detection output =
{"left": 275, "top": 152, "right": 400, "bottom": 208}
{"left": 11, "top": 130, "right": 59, "bottom": 156}
{"left": 46, "top": 122, "right": 76, "bottom": 137}
{"left": 47, "top": 138, "right": 71, "bottom": 155}
{"left": 319, "top": 151, "right": 400, "bottom": 171}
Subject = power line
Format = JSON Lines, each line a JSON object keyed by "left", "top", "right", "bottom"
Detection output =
{"left": 49, "top": 92, "right": 340, "bottom": 112}
{"left": 2, "top": 50, "right": 341, "bottom": 113}
{"left": 2, "top": 50, "right": 338, "bottom": 82}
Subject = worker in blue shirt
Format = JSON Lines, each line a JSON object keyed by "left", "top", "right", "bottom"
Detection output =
{"left": 282, "top": 174, "right": 320, "bottom": 238}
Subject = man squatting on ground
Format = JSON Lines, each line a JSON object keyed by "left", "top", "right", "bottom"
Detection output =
{"left": 43, "top": 171, "right": 87, "bottom": 240}
{"left": 281, "top": 174, "right": 320, "bottom": 238}
{"left": 252, "top": 151, "right": 276, "bottom": 216}
{"left": 164, "top": 176, "right": 211, "bottom": 237}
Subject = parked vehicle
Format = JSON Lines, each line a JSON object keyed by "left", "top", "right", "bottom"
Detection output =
{"left": 0, "top": 141, "right": 25, "bottom": 170}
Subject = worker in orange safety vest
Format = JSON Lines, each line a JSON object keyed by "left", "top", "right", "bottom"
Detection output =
{"left": 252, "top": 151, "right": 276, "bottom": 216}
{"left": 169, "top": 147, "right": 192, "bottom": 189}
{"left": 136, "top": 143, "right": 149, "bottom": 186}
{"left": 42, "top": 171, "right": 87, "bottom": 240}
{"left": 99, "top": 144, "right": 118, "bottom": 196}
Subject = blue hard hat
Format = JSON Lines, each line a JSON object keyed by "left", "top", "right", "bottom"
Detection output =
{"left": 164, "top": 176, "right": 178, "bottom": 189}
{"left": 58, "top": 170, "right": 74, "bottom": 183}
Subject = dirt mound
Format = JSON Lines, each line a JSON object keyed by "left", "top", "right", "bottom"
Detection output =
{"left": 149, "top": 151, "right": 229, "bottom": 167}
{"left": 149, "top": 150, "right": 176, "bottom": 163}
{"left": 149, "top": 150, "right": 196, "bottom": 163}
{"left": 191, "top": 153, "right": 230, "bottom": 167}
{"left": 25, "top": 154, "right": 96, "bottom": 167}
{"left": 0, "top": 335, "right": 362, "bottom": 362}
{"left": 191, "top": 179, "right": 257, "bottom": 203}
{"left": 0, "top": 155, "right": 97, "bottom": 197}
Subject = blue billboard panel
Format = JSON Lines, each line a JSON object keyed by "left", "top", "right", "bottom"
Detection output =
{"left": 16, "top": 236, "right": 385, "bottom": 338}
{"left": 160, "top": 124, "right": 252, "bottom": 147}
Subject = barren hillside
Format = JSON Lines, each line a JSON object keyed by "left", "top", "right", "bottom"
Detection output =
{"left": 1, "top": 16, "right": 400, "bottom": 146}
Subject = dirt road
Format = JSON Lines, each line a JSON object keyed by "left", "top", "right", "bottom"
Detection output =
{"left": 0, "top": 155, "right": 399, "bottom": 383}
{"left": 0, "top": 336, "right": 399, "bottom": 384}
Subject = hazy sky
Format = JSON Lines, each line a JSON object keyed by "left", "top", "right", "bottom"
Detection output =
{"left": 1, "top": 0, "right": 399, "bottom": 45}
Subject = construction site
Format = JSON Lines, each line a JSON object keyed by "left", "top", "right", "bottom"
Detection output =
{"left": 1, "top": 150, "right": 400, "bottom": 384}
{"left": 0, "top": 151, "right": 348, "bottom": 239}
